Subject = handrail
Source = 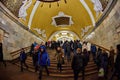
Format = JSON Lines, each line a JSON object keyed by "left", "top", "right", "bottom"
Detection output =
{"left": 91, "top": 43, "right": 110, "bottom": 52}
{"left": 10, "top": 46, "right": 31, "bottom": 58}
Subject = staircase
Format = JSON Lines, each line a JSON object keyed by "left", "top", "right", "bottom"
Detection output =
{"left": 13, "top": 49, "right": 98, "bottom": 78}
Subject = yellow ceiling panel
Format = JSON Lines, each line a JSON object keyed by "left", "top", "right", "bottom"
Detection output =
{"left": 20, "top": 0, "right": 100, "bottom": 41}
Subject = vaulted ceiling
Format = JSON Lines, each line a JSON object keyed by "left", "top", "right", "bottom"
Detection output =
{"left": 1, "top": 0, "right": 109, "bottom": 41}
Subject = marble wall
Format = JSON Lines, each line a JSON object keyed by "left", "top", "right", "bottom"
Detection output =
{"left": 86, "top": 0, "right": 120, "bottom": 50}
{"left": 0, "top": 11, "right": 44, "bottom": 60}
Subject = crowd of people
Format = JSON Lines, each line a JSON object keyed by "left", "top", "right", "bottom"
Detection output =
{"left": 0, "top": 37, "right": 119, "bottom": 80}
{"left": 14, "top": 40, "right": 120, "bottom": 80}
{"left": 20, "top": 42, "right": 50, "bottom": 80}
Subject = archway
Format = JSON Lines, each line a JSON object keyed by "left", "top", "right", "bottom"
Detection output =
{"left": 48, "top": 30, "right": 80, "bottom": 41}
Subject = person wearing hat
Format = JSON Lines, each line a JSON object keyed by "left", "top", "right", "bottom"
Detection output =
{"left": 38, "top": 46, "right": 50, "bottom": 80}
{"left": 110, "top": 44, "right": 120, "bottom": 80}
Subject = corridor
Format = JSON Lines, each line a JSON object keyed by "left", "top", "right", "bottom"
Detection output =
{"left": 0, "top": 0, "right": 120, "bottom": 80}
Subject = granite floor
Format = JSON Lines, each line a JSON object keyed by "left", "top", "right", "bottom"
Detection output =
{"left": 0, "top": 62, "right": 118, "bottom": 80}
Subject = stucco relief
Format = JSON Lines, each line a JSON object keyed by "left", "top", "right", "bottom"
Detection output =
{"left": 1, "top": 0, "right": 23, "bottom": 17}
{"left": 100, "top": 0, "right": 109, "bottom": 10}
{"left": 18, "top": 0, "right": 32, "bottom": 20}
{"left": 33, "top": 28, "right": 46, "bottom": 38}
{"left": 91, "top": 0, "right": 103, "bottom": 17}
{"left": 81, "top": 25, "right": 92, "bottom": 37}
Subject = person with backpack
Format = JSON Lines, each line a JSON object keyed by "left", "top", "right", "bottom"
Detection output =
{"left": 71, "top": 48, "right": 85, "bottom": 80}
{"left": 20, "top": 48, "right": 28, "bottom": 72}
{"left": 38, "top": 46, "right": 50, "bottom": 80}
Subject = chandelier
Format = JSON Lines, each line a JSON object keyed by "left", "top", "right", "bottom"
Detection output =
{"left": 38, "top": 0, "right": 67, "bottom": 8}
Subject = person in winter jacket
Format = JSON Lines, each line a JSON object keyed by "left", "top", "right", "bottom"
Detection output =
{"left": 110, "top": 44, "right": 120, "bottom": 80}
{"left": 29, "top": 43, "right": 34, "bottom": 56}
{"left": 66, "top": 41, "right": 71, "bottom": 62}
{"left": 20, "top": 48, "right": 28, "bottom": 72}
{"left": 72, "top": 48, "right": 85, "bottom": 80}
{"left": 55, "top": 46, "right": 64, "bottom": 72}
{"left": 38, "top": 46, "right": 50, "bottom": 80}
{"left": 100, "top": 50, "right": 108, "bottom": 79}
{"left": 32, "top": 47, "right": 39, "bottom": 72}
{"left": 109, "top": 46, "right": 115, "bottom": 71}
{"left": 91, "top": 44, "right": 97, "bottom": 61}
{"left": 83, "top": 49, "right": 89, "bottom": 66}
{"left": 96, "top": 48, "right": 102, "bottom": 70}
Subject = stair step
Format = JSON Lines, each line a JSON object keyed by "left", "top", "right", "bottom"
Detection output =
{"left": 22, "top": 60, "right": 97, "bottom": 70}
{"left": 27, "top": 57, "right": 95, "bottom": 64}
{"left": 13, "top": 49, "right": 98, "bottom": 78}
{"left": 15, "top": 62, "right": 97, "bottom": 74}
{"left": 28, "top": 68, "right": 98, "bottom": 78}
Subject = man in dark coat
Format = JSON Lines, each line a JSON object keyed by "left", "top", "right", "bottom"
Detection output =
{"left": 0, "top": 42, "right": 6, "bottom": 67}
{"left": 100, "top": 50, "right": 108, "bottom": 79}
{"left": 72, "top": 48, "right": 85, "bottom": 80}
{"left": 20, "top": 48, "right": 28, "bottom": 72}
{"left": 110, "top": 44, "right": 120, "bottom": 80}
{"left": 32, "top": 48, "right": 39, "bottom": 72}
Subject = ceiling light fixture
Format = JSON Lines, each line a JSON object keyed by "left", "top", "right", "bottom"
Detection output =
{"left": 38, "top": 0, "right": 67, "bottom": 8}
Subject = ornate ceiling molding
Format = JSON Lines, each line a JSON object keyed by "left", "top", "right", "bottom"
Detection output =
{"left": 91, "top": 0, "right": 103, "bottom": 17}
{"left": 33, "top": 28, "right": 46, "bottom": 38}
{"left": 18, "top": 0, "right": 32, "bottom": 21}
{"left": 51, "top": 12, "right": 74, "bottom": 27}
{"left": 28, "top": 1, "right": 41, "bottom": 29}
{"left": 80, "top": 0, "right": 95, "bottom": 26}
{"left": 81, "top": 25, "right": 92, "bottom": 37}
{"left": 39, "top": 0, "right": 60, "bottom": 2}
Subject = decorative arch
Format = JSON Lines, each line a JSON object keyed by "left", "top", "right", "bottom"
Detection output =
{"left": 48, "top": 30, "right": 80, "bottom": 41}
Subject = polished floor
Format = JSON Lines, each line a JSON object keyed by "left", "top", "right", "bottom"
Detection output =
{"left": 0, "top": 62, "right": 99, "bottom": 80}
{"left": 0, "top": 62, "right": 118, "bottom": 80}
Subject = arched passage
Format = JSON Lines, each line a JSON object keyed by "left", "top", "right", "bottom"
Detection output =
{"left": 48, "top": 30, "right": 80, "bottom": 41}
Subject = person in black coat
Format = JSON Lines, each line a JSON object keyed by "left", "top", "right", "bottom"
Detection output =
{"left": 83, "top": 49, "right": 89, "bottom": 66}
{"left": 29, "top": 43, "right": 34, "bottom": 56}
{"left": 72, "top": 48, "right": 85, "bottom": 80}
{"left": 0, "top": 42, "right": 6, "bottom": 67}
{"left": 110, "top": 44, "right": 120, "bottom": 80}
{"left": 20, "top": 48, "right": 28, "bottom": 72}
{"left": 32, "top": 48, "right": 39, "bottom": 72}
{"left": 100, "top": 50, "right": 109, "bottom": 79}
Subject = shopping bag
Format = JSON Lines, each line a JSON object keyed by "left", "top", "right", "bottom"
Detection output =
{"left": 98, "top": 68, "right": 104, "bottom": 77}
